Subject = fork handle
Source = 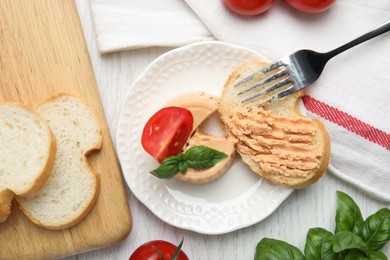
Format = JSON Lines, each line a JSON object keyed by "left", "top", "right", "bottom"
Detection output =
{"left": 325, "top": 20, "right": 390, "bottom": 59}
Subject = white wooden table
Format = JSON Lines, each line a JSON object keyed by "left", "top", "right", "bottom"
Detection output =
{"left": 65, "top": 1, "right": 390, "bottom": 259}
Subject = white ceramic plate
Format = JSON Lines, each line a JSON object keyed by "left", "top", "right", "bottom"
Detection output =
{"left": 116, "top": 41, "right": 293, "bottom": 235}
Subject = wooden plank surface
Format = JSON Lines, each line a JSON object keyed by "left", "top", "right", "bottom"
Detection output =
{"left": 0, "top": 0, "right": 132, "bottom": 258}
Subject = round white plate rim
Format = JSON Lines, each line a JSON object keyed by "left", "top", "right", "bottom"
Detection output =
{"left": 116, "top": 41, "right": 294, "bottom": 235}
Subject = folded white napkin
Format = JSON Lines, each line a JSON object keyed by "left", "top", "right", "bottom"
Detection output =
{"left": 89, "top": 0, "right": 213, "bottom": 53}
{"left": 89, "top": 0, "right": 390, "bottom": 201}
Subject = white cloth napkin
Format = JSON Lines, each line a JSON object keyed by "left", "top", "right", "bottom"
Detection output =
{"left": 89, "top": 0, "right": 390, "bottom": 201}
{"left": 89, "top": 0, "right": 213, "bottom": 53}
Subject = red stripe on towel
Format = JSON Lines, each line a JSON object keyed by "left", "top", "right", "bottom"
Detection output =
{"left": 302, "top": 95, "right": 390, "bottom": 151}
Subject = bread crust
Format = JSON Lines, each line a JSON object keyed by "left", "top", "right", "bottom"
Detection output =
{"left": 0, "top": 189, "right": 14, "bottom": 222}
{"left": 219, "top": 60, "right": 331, "bottom": 188}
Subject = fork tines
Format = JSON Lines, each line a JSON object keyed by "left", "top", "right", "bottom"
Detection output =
{"left": 235, "top": 60, "right": 296, "bottom": 106}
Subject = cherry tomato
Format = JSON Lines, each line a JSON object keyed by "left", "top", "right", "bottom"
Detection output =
{"left": 129, "top": 240, "right": 189, "bottom": 260}
{"left": 285, "top": 0, "right": 336, "bottom": 13}
{"left": 223, "top": 0, "right": 276, "bottom": 16}
{"left": 141, "top": 107, "right": 193, "bottom": 163}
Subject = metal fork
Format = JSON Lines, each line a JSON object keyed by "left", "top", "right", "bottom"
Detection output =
{"left": 235, "top": 20, "right": 390, "bottom": 106}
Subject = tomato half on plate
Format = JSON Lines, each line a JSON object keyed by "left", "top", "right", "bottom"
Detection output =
{"left": 141, "top": 106, "right": 193, "bottom": 163}
{"left": 285, "top": 0, "right": 336, "bottom": 13}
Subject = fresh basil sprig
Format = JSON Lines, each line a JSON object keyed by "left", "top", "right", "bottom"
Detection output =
{"left": 255, "top": 191, "right": 390, "bottom": 260}
{"left": 150, "top": 145, "right": 228, "bottom": 179}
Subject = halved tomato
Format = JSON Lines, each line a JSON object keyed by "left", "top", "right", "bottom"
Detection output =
{"left": 141, "top": 107, "right": 193, "bottom": 162}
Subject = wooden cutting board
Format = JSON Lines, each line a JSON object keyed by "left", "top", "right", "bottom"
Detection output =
{"left": 0, "top": 0, "right": 132, "bottom": 259}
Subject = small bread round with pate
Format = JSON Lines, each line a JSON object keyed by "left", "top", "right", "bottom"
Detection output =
{"left": 219, "top": 60, "right": 331, "bottom": 188}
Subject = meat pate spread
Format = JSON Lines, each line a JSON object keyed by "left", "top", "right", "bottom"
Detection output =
{"left": 226, "top": 107, "right": 322, "bottom": 178}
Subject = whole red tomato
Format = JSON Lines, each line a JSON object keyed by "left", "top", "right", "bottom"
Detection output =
{"left": 285, "top": 0, "right": 336, "bottom": 13}
{"left": 141, "top": 106, "right": 193, "bottom": 163}
{"left": 129, "top": 240, "right": 189, "bottom": 260}
{"left": 223, "top": 0, "right": 276, "bottom": 16}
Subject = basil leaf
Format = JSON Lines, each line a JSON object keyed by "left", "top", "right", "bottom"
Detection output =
{"left": 178, "top": 160, "right": 188, "bottom": 174}
{"left": 255, "top": 238, "right": 305, "bottom": 260}
{"left": 149, "top": 146, "right": 228, "bottom": 179}
{"left": 344, "top": 249, "right": 368, "bottom": 260}
{"left": 150, "top": 156, "right": 180, "bottom": 179}
{"left": 333, "top": 230, "right": 368, "bottom": 253}
{"left": 366, "top": 250, "right": 388, "bottom": 260}
{"left": 362, "top": 208, "right": 390, "bottom": 251}
{"left": 344, "top": 249, "right": 388, "bottom": 260}
{"left": 304, "top": 228, "right": 337, "bottom": 260}
{"left": 335, "top": 191, "right": 364, "bottom": 236}
{"left": 184, "top": 145, "right": 227, "bottom": 169}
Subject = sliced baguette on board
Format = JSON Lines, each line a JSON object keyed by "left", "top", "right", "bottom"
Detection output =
{"left": 219, "top": 60, "right": 331, "bottom": 188}
{"left": 0, "top": 104, "right": 56, "bottom": 222}
{"left": 16, "top": 95, "right": 102, "bottom": 230}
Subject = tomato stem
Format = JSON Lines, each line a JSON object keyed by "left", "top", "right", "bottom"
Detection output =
{"left": 171, "top": 237, "right": 184, "bottom": 260}
{"left": 152, "top": 245, "right": 164, "bottom": 259}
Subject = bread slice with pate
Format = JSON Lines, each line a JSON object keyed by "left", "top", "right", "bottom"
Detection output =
{"left": 0, "top": 103, "right": 56, "bottom": 222}
{"left": 219, "top": 60, "right": 331, "bottom": 188}
{"left": 16, "top": 95, "right": 102, "bottom": 230}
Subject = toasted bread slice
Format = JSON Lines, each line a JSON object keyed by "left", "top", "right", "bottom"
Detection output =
{"left": 0, "top": 104, "right": 56, "bottom": 222}
{"left": 16, "top": 95, "right": 102, "bottom": 230}
{"left": 219, "top": 60, "right": 330, "bottom": 188}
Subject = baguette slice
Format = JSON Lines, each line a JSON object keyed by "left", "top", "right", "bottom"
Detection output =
{"left": 0, "top": 104, "right": 56, "bottom": 222}
{"left": 219, "top": 60, "right": 330, "bottom": 188}
{"left": 17, "top": 95, "right": 102, "bottom": 230}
